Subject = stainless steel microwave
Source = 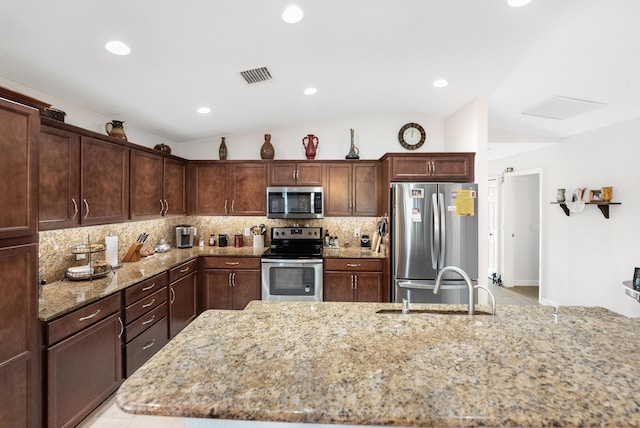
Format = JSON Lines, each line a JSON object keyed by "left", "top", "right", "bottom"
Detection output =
{"left": 266, "top": 186, "right": 324, "bottom": 219}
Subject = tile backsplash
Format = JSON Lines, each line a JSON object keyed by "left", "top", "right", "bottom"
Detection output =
{"left": 39, "top": 216, "right": 382, "bottom": 283}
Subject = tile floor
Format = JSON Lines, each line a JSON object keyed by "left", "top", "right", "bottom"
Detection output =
{"left": 78, "top": 286, "right": 539, "bottom": 427}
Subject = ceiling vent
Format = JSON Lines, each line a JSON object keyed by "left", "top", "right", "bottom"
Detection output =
{"left": 522, "top": 96, "right": 606, "bottom": 120}
{"left": 239, "top": 66, "right": 273, "bottom": 84}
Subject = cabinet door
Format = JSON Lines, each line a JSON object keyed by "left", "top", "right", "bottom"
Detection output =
{"left": 296, "top": 163, "right": 323, "bottom": 185}
{"left": 352, "top": 162, "right": 378, "bottom": 216}
{"left": 47, "top": 312, "right": 123, "bottom": 428}
{"left": 169, "top": 271, "right": 197, "bottom": 339}
{"left": 81, "top": 137, "right": 130, "bottom": 225}
{"left": 190, "top": 163, "right": 229, "bottom": 215}
{"left": 0, "top": 244, "right": 38, "bottom": 428}
{"left": 324, "top": 163, "right": 351, "bottom": 216}
{"left": 130, "top": 149, "right": 163, "bottom": 220}
{"left": 163, "top": 157, "right": 187, "bottom": 216}
{"left": 0, "top": 98, "right": 38, "bottom": 240}
{"left": 232, "top": 269, "right": 261, "bottom": 310}
{"left": 430, "top": 153, "right": 474, "bottom": 181}
{"left": 354, "top": 273, "right": 383, "bottom": 302}
{"left": 204, "top": 269, "right": 233, "bottom": 310}
{"left": 323, "top": 272, "right": 354, "bottom": 302}
{"left": 269, "top": 163, "right": 297, "bottom": 186}
{"left": 39, "top": 126, "right": 81, "bottom": 231}
{"left": 229, "top": 163, "right": 267, "bottom": 215}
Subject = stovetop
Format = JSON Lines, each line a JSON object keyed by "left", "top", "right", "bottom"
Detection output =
{"left": 262, "top": 226, "right": 323, "bottom": 259}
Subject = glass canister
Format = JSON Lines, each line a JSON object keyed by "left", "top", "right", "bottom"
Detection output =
{"left": 234, "top": 234, "right": 243, "bottom": 247}
{"left": 556, "top": 188, "right": 566, "bottom": 203}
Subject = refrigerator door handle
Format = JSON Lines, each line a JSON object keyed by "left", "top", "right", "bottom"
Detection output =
{"left": 431, "top": 192, "right": 439, "bottom": 269}
{"left": 438, "top": 192, "right": 446, "bottom": 268}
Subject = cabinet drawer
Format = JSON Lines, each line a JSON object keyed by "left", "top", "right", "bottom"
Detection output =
{"left": 125, "top": 316, "right": 168, "bottom": 377}
{"left": 47, "top": 293, "right": 121, "bottom": 345}
{"left": 125, "top": 286, "right": 167, "bottom": 324}
{"left": 203, "top": 257, "right": 261, "bottom": 269}
{"left": 125, "top": 301, "right": 167, "bottom": 343}
{"left": 124, "top": 272, "right": 168, "bottom": 306}
{"left": 324, "top": 258, "right": 383, "bottom": 272}
{"left": 169, "top": 259, "right": 198, "bottom": 283}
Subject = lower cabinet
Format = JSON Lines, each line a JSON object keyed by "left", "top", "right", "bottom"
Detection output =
{"left": 203, "top": 257, "right": 261, "bottom": 310}
{"left": 169, "top": 259, "right": 198, "bottom": 338}
{"left": 324, "top": 258, "right": 383, "bottom": 302}
{"left": 44, "top": 293, "right": 122, "bottom": 428}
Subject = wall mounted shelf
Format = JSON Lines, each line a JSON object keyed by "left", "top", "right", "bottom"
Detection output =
{"left": 622, "top": 281, "right": 640, "bottom": 303}
{"left": 550, "top": 201, "right": 621, "bottom": 219}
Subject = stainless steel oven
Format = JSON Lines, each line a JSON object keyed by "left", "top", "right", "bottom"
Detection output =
{"left": 261, "top": 226, "right": 323, "bottom": 301}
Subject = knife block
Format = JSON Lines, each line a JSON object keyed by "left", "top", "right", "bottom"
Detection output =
{"left": 122, "top": 242, "right": 143, "bottom": 263}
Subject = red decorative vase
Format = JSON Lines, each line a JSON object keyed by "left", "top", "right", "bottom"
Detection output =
{"left": 302, "top": 134, "right": 319, "bottom": 160}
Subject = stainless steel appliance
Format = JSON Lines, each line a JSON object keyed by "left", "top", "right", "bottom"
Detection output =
{"left": 175, "top": 225, "right": 196, "bottom": 248}
{"left": 261, "top": 226, "right": 323, "bottom": 301}
{"left": 266, "top": 186, "right": 324, "bottom": 219}
{"left": 391, "top": 183, "right": 478, "bottom": 304}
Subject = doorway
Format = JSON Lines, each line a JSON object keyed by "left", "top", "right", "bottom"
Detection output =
{"left": 496, "top": 169, "right": 542, "bottom": 301}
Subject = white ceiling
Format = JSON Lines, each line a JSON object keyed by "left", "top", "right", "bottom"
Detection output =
{"left": 1, "top": 0, "right": 639, "bottom": 145}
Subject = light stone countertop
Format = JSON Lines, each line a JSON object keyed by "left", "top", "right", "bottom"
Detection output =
{"left": 116, "top": 301, "right": 640, "bottom": 427}
{"left": 39, "top": 246, "right": 386, "bottom": 321}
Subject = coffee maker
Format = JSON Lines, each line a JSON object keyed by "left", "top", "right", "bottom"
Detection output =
{"left": 176, "top": 225, "right": 196, "bottom": 248}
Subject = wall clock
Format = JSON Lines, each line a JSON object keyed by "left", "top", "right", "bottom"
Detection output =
{"left": 398, "top": 122, "right": 426, "bottom": 150}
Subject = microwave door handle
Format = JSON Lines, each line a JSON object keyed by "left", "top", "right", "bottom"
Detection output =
{"left": 431, "top": 192, "right": 439, "bottom": 270}
{"left": 438, "top": 192, "right": 446, "bottom": 268}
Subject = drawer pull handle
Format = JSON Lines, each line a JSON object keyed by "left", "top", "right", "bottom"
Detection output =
{"left": 142, "top": 299, "right": 156, "bottom": 308}
{"left": 79, "top": 309, "right": 100, "bottom": 322}
{"left": 142, "top": 315, "right": 156, "bottom": 325}
{"left": 118, "top": 316, "right": 124, "bottom": 339}
{"left": 179, "top": 266, "right": 190, "bottom": 273}
{"left": 225, "top": 262, "right": 240, "bottom": 266}
{"left": 142, "top": 339, "right": 156, "bottom": 350}
{"left": 142, "top": 282, "right": 156, "bottom": 291}
{"left": 346, "top": 263, "right": 361, "bottom": 267}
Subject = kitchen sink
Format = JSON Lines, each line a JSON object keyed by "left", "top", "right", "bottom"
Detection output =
{"left": 375, "top": 308, "right": 493, "bottom": 316}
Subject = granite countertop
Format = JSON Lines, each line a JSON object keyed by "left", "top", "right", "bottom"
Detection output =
{"left": 38, "top": 246, "right": 266, "bottom": 321}
{"left": 116, "top": 301, "right": 640, "bottom": 427}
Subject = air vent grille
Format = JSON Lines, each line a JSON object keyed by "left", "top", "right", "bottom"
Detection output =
{"left": 522, "top": 96, "right": 606, "bottom": 120}
{"left": 239, "top": 66, "right": 273, "bottom": 84}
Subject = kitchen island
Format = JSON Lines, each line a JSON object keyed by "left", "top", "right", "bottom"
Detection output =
{"left": 116, "top": 301, "right": 640, "bottom": 427}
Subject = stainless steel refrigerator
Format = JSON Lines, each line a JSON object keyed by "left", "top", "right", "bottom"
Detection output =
{"left": 391, "top": 182, "right": 478, "bottom": 303}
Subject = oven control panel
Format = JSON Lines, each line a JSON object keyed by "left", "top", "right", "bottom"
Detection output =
{"left": 271, "top": 226, "right": 322, "bottom": 240}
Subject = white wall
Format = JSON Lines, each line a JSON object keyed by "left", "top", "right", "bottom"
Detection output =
{"left": 0, "top": 77, "right": 175, "bottom": 149}
{"left": 175, "top": 113, "right": 445, "bottom": 160}
{"left": 489, "top": 117, "right": 640, "bottom": 317}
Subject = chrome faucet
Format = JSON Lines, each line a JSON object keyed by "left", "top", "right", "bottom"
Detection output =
{"left": 434, "top": 266, "right": 476, "bottom": 315}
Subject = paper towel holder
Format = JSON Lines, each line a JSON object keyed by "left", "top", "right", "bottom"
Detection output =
{"left": 105, "top": 233, "right": 122, "bottom": 268}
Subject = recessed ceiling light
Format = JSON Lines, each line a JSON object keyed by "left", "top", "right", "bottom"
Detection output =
{"left": 197, "top": 107, "right": 211, "bottom": 114}
{"left": 105, "top": 40, "right": 131, "bottom": 56}
{"left": 508, "top": 0, "right": 533, "bottom": 7}
{"left": 433, "top": 79, "right": 448, "bottom": 88}
{"left": 304, "top": 87, "right": 317, "bottom": 95}
{"left": 282, "top": 5, "right": 304, "bottom": 23}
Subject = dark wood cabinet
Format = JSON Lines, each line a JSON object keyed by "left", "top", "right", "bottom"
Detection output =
{"left": 324, "top": 162, "right": 378, "bottom": 216}
{"left": 388, "top": 152, "right": 475, "bottom": 182}
{"left": 0, "top": 98, "right": 39, "bottom": 240}
{"left": 269, "top": 162, "right": 323, "bottom": 186}
{"left": 39, "top": 125, "right": 81, "bottom": 231}
{"left": 163, "top": 157, "right": 187, "bottom": 216}
{"left": 190, "top": 162, "right": 267, "bottom": 216}
{"left": 203, "top": 257, "right": 261, "bottom": 310}
{"left": 168, "top": 260, "right": 198, "bottom": 338}
{"left": 80, "top": 137, "right": 130, "bottom": 225}
{"left": 324, "top": 258, "right": 383, "bottom": 302}
{"left": 45, "top": 293, "right": 122, "bottom": 428}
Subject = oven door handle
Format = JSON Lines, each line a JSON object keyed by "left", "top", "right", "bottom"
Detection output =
{"left": 261, "top": 258, "right": 323, "bottom": 265}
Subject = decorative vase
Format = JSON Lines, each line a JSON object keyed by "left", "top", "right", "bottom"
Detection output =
{"left": 345, "top": 128, "right": 360, "bottom": 159}
{"left": 261, "top": 134, "right": 275, "bottom": 159}
{"left": 105, "top": 120, "right": 127, "bottom": 141}
{"left": 219, "top": 137, "right": 227, "bottom": 160}
{"left": 556, "top": 188, "right": 566, "bottom": 203}
{"left": 302, "top": 134, "right": 319, "bottom": 160}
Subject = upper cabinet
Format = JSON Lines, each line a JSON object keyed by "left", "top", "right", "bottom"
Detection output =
{"left": 130, "top": 150, "right": 187, "bottom": 220}
{"left": 387, "top": 152, "right": 475, "bottom": 182}
{"left": 324, "top": 162, "right": 378, "bottom": 217}
{"left": 80, "top": 137, "right": 130, "bottom": 225}
{"left": 190, "top": 161, "right": 267, "bottom": 216}
{"left": 268, "top": 162, "right": 323, "bottom": 186}
{"left": 0, "top": 98, "right": 39, "bottom": 240}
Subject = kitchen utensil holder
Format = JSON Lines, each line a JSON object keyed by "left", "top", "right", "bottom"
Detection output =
{"left": 122, "top": 242, "right": 143, "bottom": 262}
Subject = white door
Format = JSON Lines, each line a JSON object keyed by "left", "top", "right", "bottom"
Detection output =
{"left": 487, "top": 176, "right": 499, "bottom": 280}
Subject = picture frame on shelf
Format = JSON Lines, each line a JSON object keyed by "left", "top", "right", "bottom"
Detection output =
{"left": 589, "top": 189, "right": 602, "bottom": 202}
{"left": 633, "top": 267, "right": 640, "bottom": 291}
